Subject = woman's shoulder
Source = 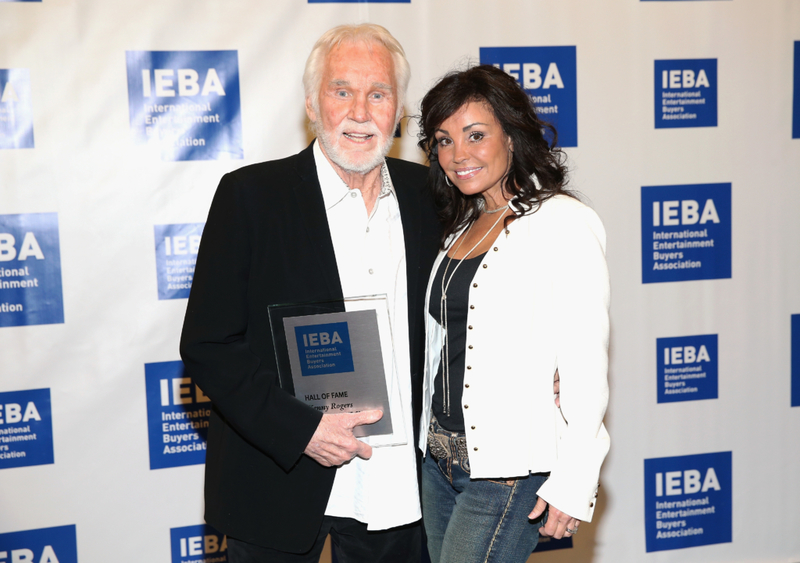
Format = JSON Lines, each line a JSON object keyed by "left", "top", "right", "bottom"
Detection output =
{"left": 528, "top": 194, "right": 601, "bottom": 224}
{"left": 541, "top": 193, "right": 591, "bottom": 212}
{"left": 522, "top": 194, "right": 606, "bottom": 247}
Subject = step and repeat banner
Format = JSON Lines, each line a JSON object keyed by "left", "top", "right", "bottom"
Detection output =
{"left": 2, "top": 1, "right": 799, "bottom": 562}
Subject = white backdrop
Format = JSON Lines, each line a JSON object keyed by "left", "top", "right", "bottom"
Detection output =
{"left": 1, "top": 1, "right": 800, "bottom": 562}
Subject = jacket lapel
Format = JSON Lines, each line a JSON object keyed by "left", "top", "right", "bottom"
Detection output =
{"left": 289, "top": 142, "right": 343, "bottom": 299}
{"left": 390, "top": 160, "right": 422, "bottom": 308}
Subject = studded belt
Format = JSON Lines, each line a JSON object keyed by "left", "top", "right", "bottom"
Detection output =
{"left": 427, "top": 416, "right": 469, "bottom": 462}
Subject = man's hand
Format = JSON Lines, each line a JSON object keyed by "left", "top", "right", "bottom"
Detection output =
{"left": 303, "top": 409, "right": 383, "bottom": 467}
{"left": 529, "top": 498, "right": 580, "bottom": 539}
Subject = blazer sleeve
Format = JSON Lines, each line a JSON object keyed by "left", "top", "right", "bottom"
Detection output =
{"left": 535, "top": 202, "right": 611, "bottom": 522}
{"left": 179, "top": 171, "right": 322, "bottom": 472}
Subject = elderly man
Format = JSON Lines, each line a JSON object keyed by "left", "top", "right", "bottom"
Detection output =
{"left": 180, "top": 24, "right": 439, "bottom": 562}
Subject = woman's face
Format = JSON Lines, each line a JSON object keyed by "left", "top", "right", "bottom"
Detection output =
{"left": 434, "top": 101, "right": 512, "bottom": 203}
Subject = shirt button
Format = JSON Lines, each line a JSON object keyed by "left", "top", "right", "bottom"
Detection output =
{"left": 464, "top": 383, "right": 469, "bottom": 388}
{"left": 472, "top": 283, "right": 478, "bottom": 288}
{"left": 469, "top": 305, "right": 475, "bottom": 309}
{"left": 468, "top": 325, "right": 473, "bottom": 330}
{"left": 366, "top": 226, "right": 370, "bottom": 233}
{"left": 471, "top": 426, "right": 476, "bottom": 430}
{"left": 493, "top": 247, "right": 498, "bottom": 252}
{"left": 590, "top": 502, "right": 594, "bottom": 507}
{"left": 368, "top": 268, "right": 374, "bottom": 275}
{"left": 473, "top": 447, "right": 478, "bottom": 451}
{"left": 482, "top": 264, "right": 488, "bottom": 269}
{"left": 468, "top": 345, "right": 473, "bottom": 350}
{"left": 350, "top": 192, "right": 358, "bottom": 198}
{"left": 466, "top": 366, "right": 472, "bottom": 370}
{"left": 464, "top": 405, "right": 469, "bottom": 409}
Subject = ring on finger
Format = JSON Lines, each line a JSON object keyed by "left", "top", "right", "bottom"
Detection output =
{"left": 565, "top": 526, "right": 578, "bottom": 535}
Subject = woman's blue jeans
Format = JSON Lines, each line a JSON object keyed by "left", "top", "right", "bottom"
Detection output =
{"left": 422, "top": 421, "right": 547, "bottom": 563}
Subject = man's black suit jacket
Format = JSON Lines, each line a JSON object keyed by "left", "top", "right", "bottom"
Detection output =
{"left": 180, "top": 142, "right": 440, "bottom": 552}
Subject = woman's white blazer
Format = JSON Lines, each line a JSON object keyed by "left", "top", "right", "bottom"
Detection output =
{"left": 418, "top": 194, "right": 611, "bottom": 522}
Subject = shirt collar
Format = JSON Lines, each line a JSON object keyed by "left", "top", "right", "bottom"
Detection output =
{"left": 313, "top": 140, "right": 394, "bottom": 211}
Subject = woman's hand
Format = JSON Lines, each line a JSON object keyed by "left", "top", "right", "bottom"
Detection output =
{"left": 529, "top": 498, "right": 580, "bottom": 539}
{"left": 553, "top": 369, "right": 560, "bottom": 408}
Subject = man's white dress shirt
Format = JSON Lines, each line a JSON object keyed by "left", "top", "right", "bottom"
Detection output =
{"left": 313, "top": 141, "right": 421, "bottom": 530}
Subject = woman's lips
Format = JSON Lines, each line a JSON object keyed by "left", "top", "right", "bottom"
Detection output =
{"left": 455, "top": 167, "right": 482, "bottom": 180}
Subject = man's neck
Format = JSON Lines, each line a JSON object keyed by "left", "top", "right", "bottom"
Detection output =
{"left": 321, "top": 148, "right": 384, "bottom": 215}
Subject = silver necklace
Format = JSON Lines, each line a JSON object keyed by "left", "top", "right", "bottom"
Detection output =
{"left": 481, "top": 200, "right": 510, "bottom": 215}
{"left": 438, "top": 210, "right": 508, "bottom": 416}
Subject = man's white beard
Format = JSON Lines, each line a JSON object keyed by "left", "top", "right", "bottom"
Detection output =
{"left": 314, "top": 119, "right": 394, "bottom": 175}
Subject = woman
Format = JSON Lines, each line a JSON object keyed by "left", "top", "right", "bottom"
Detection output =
{"left": 416, "top": 65, "right": 610, "bottom": 563}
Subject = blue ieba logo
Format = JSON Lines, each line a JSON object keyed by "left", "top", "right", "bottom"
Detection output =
{"left": 479, "top": 46, "right": 577, "bottom": 147}
{"left": 309, "top": 0, "right": 408, "bottom": 2}
{"left": 792, "top": 314, "right": 799, "bottom": 407}
{"left": 154, "top": 223, "right": 204, "bottom": 300}
{"left": 0, "top": 213, "right": 64, "bottom": 327}
{"left": 144, "top": 361, "right": 210, "bottom": 470}
{"left": 655, "top": 59, "right": 717, "bottom": 128}
{"left": 126, "top": 50, "right": 242, "bottom": 161}
{"left": 533, "top": 536, "right": 572, "bottom": 552}
{"left": 170, "top": 524, "right": 227, "bottom": 563}
{"left": 644, "top": 452, "right": 731, "bottom": 552}
{"left": 0, "top": 525, "right": 78, "bottom": 563}
{"left": 0, "top": 69, "right": 35, "bottom": 149}
{"left": 0, "top": 388, "right": 53, "bottom": 470}
{"left": 793, "top": 42, "right": 800, "bottom": 139}
{"left": 295, "top": 322, "right": 354, "bottom": 376}
{"left": 656, "top": 335, "right": 717, "bottom": 403}
{"left": 641, "top": 183, "right": 731, "bottom": 283}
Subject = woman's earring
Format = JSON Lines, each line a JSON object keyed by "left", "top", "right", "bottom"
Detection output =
{"left": 444, "top": 175, "right": 453, "bottom": 187}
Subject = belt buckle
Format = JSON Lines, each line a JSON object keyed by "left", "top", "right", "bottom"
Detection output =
{"left": 427, "top": 427, "right": 450, "bottom": 461}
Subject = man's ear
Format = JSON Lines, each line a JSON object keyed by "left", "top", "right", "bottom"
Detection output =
{"left": 394, "top": 104, "right": 405, "bottom": 131}
{"left": 305, "top": 97, "right": 317, "bottom": 123}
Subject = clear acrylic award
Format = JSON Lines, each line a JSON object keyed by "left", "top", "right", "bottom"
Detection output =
{"left": 268, "top": 295, "right": 406, "bottom": 445}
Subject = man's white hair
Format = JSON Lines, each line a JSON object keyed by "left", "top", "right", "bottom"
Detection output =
{"left": 303, "top": 23, "right": 411, "bottom": 122}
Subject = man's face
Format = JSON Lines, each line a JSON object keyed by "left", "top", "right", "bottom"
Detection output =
{"left": 307, "top": 41, "right": 399, "bottom": 175}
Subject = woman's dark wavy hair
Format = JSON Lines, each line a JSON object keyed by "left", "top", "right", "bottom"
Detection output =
{"left": 417, "top": 64, "right": 573, "bottom": 246}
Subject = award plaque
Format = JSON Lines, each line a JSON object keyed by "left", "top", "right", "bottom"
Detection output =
{"left": 268, "top": 295, "right": 406, "bottom": 444}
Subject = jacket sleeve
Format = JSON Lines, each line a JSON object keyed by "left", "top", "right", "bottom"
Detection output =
{"left": 535, "top": 203, "right": 611, "bottom": 522}
{"left": 179, "top": 171, "right": 322, "bottom": 472}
